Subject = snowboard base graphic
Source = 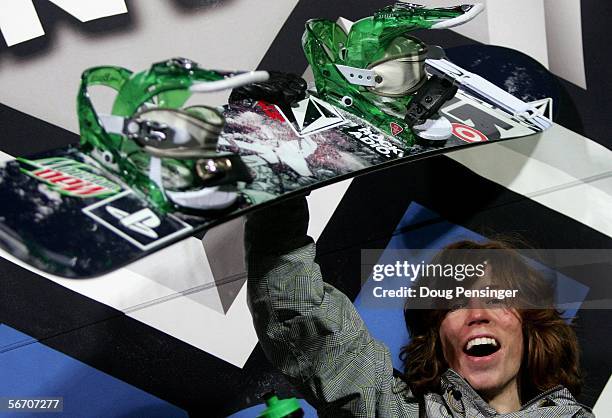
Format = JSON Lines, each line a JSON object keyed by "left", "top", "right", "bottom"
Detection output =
{"left": 0, "top": 90, "right": 548, "bottom": 278}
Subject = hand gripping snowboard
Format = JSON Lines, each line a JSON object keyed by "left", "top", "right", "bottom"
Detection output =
{"left": 0, "top": 4, "right": 553, "bottom": 278}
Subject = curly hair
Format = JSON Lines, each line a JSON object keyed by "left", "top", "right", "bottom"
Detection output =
{"left": 400, "top": 240, "right": 583, "bottom": 401}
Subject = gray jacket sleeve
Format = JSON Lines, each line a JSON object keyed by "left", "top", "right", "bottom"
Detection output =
{"left": 245, "top": 198, "right": 418, "bottom": 417}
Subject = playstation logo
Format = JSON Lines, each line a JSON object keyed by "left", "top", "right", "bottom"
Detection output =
{"left": 106, "top": 206, "right": 161, "bottom": 239}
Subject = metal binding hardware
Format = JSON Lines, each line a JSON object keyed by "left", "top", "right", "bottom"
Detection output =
{"left": 126, "top": 119, "right": 171, "bottom": 142}
{"left": 167, "top": 57, "right": 197, "bottom": 70}
{"left": 335, "top": 65, "right": 378, "bottom": 87}
{"left": 396, "top": 3, "right": 425, "bottom": 9}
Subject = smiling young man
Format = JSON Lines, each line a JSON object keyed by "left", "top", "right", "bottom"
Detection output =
{"left": 245, "top": 197, "right": 594, "bottom": 417}
{"left": 440, "top": 306, "right": 524, "bottom": 413}
{"left": 401, "top": 240, "right": 592, "bottom": 417}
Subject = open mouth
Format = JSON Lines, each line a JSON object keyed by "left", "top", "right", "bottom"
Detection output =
{"left": 463, "top": 337, "right": 501, "bottom": 357}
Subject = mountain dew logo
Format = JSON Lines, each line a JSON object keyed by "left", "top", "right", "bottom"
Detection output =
{"left": 19, "top": 157, "right": 121, "bottom": 198}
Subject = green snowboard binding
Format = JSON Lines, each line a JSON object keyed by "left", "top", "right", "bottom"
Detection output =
{"left": 303, "top": 3, "right": 485, "bottom": 145}
{"left": 77, "top": 57, "right": 269, "bottom": 212}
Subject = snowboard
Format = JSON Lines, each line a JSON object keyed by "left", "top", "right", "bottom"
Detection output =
{"left": 0, "top": 88, "right": 550, "bottom": 278}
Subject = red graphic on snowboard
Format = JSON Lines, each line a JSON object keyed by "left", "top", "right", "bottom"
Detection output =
{"left": 451, "top": 123, "right": 489, "bottom": 143}
{"left": 257, "top": 101, "right": 285, "bottom": 122}
{"left": 390, "top": 122, "right": 404, "bottom": 136}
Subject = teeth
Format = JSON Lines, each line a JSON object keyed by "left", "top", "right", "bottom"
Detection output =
{"left": 466, "top": 337, "right": 498, "bottom": 351}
